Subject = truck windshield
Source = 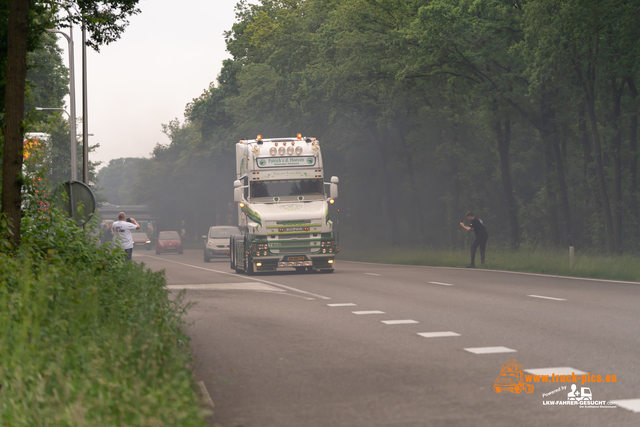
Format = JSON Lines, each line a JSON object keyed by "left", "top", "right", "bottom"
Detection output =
{"left": 250, "top": 179, "right": 324, "bottom": 199}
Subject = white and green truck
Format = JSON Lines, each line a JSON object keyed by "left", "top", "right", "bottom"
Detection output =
{"left": 230, "top": 134, "right": 339, "bottom": 274}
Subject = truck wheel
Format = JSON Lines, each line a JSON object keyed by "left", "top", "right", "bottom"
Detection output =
{"left": 295, "top": 267, "right": 306, "bottom": 273}
{"left": 321, "top": 269, "right": 334, "bottom": 273}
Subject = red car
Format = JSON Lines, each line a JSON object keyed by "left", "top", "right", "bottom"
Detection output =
{"left": 156, "top": 231, "right": 183, "bottom": 255}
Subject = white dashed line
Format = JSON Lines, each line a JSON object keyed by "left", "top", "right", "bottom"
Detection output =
{"left": 352, "top": 310, "right": 385, "bottom": 315}
{"left": 327, "top": 303, "right": 357, "bottom": 307}
{"left": 610, "top": 399, "right": 640, "bottom": 413}
{"left": 524, "top": 367, "right": 587, "bottom": 376}
{"left": 381, "top": 319, "right": 419, "bottom": 325}
{"left": 527, "top": 295, "right": 567, "bottom": 301}
{"left": 429, "top": 281, "right": 455, "bottom": 286}
{"left": 464, "top": 346, "right": 517, "bottom": 354}
{"left": 364, "top": 273, "right": 381, "bottom": 276}
{"left": 417, "top": 331, "right": 461, "bottom": 338}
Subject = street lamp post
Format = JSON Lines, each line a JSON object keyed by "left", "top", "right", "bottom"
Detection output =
{"left": 81, "top": 24, "right": 89, "bottom": 185}
{"left": 45, "top": 28, "right": 77, "bottom": 182}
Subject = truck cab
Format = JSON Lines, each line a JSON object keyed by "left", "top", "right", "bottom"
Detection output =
{"left": 230, "top": 134, "right": 338, "bottom": 274}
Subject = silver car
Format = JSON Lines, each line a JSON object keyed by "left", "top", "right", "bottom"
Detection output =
{"left": 203, "top": 226, "right": 242, "bottom": 262}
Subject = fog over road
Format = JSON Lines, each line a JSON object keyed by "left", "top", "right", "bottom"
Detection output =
{"left": 135, "top": 249, "right": 640, "bottom": 427}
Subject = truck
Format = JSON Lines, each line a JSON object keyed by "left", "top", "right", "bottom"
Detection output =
{"left": 230, "top": 134, "right": 339, "bottom": 274}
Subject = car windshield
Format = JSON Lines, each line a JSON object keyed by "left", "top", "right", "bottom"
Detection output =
{"left": 209, "top": 227, "right": 240, "bottom": 238}
{"left": 159, "top": 232, "right": 180, "bottom": 240}
{"left": 250, "top": 179, "right": 324, "bottom": 199}
{"left": 132, "top": 233, "right": 148, "bottom": 239}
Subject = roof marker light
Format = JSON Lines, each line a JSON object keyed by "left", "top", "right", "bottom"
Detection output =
{"left": 257, "top": 135, "right": 262, "bottom": 139}
{"left": 297, "top": 133, "right": 302, "bottom": 139}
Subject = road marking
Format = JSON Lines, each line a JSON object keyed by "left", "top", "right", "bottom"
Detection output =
{"left": 352, "top": 310, "right": 385, "bottom": 315}
{"left": 417, "top": 331, "right": 460, "bottom": 338}
{"left": 524, "top": 367, "right": 587, "bottom": 376}
{"left": 527, "top": 294, "right": 567, "bottom": 301}
{"left": 381, "top": 319, "right": 419, "bottom": 325}
{"left": 136, "top": 254, "right": 331, "bottom": 300}
{"left": 166, "top": 282, "right": 284, "bottom": 292}
{"left": 364, "top": 273, "right": 381, "bottom": 276}
{"left": 610, "top": 398, "right": 640, "bottom": 413}
{"left": 342, "top": 260, "right": 640, "bottom": 286}
{"left": 464, "top": 346, "right": 517, "bottom": 354}
{"left": 429, "top": 281, "right": 454, "bottom": 286}
{"left": 327, "top": 303, "right": 357, "bottom": 307}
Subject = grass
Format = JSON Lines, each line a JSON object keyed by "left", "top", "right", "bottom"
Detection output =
{"left": 0, "top": 203, "right": 209, "bottom": 425}
{"left": 339, "top": 245, "right": 640, "bottom": 283}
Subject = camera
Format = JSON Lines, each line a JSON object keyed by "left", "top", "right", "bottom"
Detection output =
{"left": 126, "top": 218, "right": 132, "bottom": 223}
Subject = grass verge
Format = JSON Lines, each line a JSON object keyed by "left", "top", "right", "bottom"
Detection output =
{"left": 0, "top": 206, "right": 208, "bottom": 425}
{"left": 339, "top": 245, "right": 640, "bottom": 283}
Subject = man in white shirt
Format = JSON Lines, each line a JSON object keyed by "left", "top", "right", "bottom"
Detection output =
{"left": 112, "top": 212, "right": 140, "bottom": 261}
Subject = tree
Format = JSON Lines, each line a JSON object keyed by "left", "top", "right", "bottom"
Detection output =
{"left": 1, "top": 0, "right": 140, "bottom": 246}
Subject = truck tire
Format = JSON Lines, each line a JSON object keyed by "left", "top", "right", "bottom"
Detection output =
{"left": 295, "top": 267, "right": 306, "bottom": 273}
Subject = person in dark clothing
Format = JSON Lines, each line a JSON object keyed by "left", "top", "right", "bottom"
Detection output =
{"left": 459, "top": 211, "right": 489, "bottom": 268}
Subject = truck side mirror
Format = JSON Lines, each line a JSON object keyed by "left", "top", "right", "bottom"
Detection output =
{"left": 331, "top": 176, "right": 339, "bottom": 184}
{"left": 330, "top": 176, "right": 339, "bottom": 199}
{"left": 234, "top": 180, "right": 243, "bottom": 202}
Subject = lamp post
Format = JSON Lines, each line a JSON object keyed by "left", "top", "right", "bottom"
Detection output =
{"left": 45, "top": 28, "right": 77, "bottom": 181}
{"left": 81, "top": 24, "right": 89, "bottom": 185}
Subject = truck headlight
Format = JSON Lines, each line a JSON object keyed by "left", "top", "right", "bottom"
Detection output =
{"left": 269, "top": 147, "right": 277, "bottom": 155}
{"left": 278, "top": 147, "right": 285, "bottom": 155}
{"left": 287, "top": 146, "right": 294, "bottom": 155}
{"left": 295, "top": 146, "right": 303, "bottom": 155}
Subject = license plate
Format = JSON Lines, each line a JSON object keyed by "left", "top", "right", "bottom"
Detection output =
{"left": 285, "top": 256, "right": 305, "bottom": 261}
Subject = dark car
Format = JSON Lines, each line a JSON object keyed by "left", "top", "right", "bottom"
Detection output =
{"left": 203, "top": 226, "right": 241, "bottom": 262}
{"left": 132, "top": 232, "right": 152, "bottom": 250}
{"left": 156, "top": 231, "right": 183, "bottom": 255}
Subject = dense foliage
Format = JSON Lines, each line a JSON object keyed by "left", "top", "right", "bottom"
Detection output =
{"left": 0, "top": 177, "right": 207, "bottom": 425}
{"left": 124, "top": 0, "right": 640, "bottom": 254}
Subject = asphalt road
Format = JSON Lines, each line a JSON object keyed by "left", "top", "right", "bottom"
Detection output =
{"left": 134, "top": 249, "right": 640, "bottom": 427}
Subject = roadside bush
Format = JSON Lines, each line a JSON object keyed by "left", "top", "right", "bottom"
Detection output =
{"left": 0, "top": 197, "right": 207, "bottom": 425}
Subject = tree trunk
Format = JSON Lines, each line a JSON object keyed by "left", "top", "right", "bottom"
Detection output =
{"left": 373, "top": 131, "right": 400, "bottom": 245}
{"left": 542, "top": 138, "right": 560, "bottom": 246}
{"left": 548, "top": 118, "right": 573, "bottom": 246}
{"left": 495, "top": 118, "right": 519, "bottom": 250}
{"left": 627, "top": 77, "right": 638, "bottom": 250}
{"left": 611, "top": 78, "right": 624, "bottom": 252}
{"left": 397, "top": 127, "right": 424, "bottom": 244}
{"left": 573, "top": 40, "right": 615, "bottom": 252}
{"left": 1, "top": 0, "right": 30, "bottom": 246}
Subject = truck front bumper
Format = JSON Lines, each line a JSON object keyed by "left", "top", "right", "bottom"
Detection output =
{"left": 252, "top": 254, "right": 335, "bottom": 272}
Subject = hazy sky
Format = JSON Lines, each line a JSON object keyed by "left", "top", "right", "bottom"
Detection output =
{"left": 56, "top": 0, "right": 243, "bottom": 169}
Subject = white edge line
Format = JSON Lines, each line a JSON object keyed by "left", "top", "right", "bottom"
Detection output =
{"left": 327, "top": 303, "right": 356, "bottom": 307}
{"left": 527, "top": 294, "right": 567, "bottom": 301}
{"left": 352, "top": 311, "right": 385, "bottom": 315}
{"left": 136, "top": 254, "right": 332, "bottom": 300}
{"left": 429, "top": 281, "right": 454, "bottom": 286}
{"left": 364, "top": 273, "right": 381, "bottom": 276}
{"left": 340, "top": 260, "right": 640, "bottom": 285}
